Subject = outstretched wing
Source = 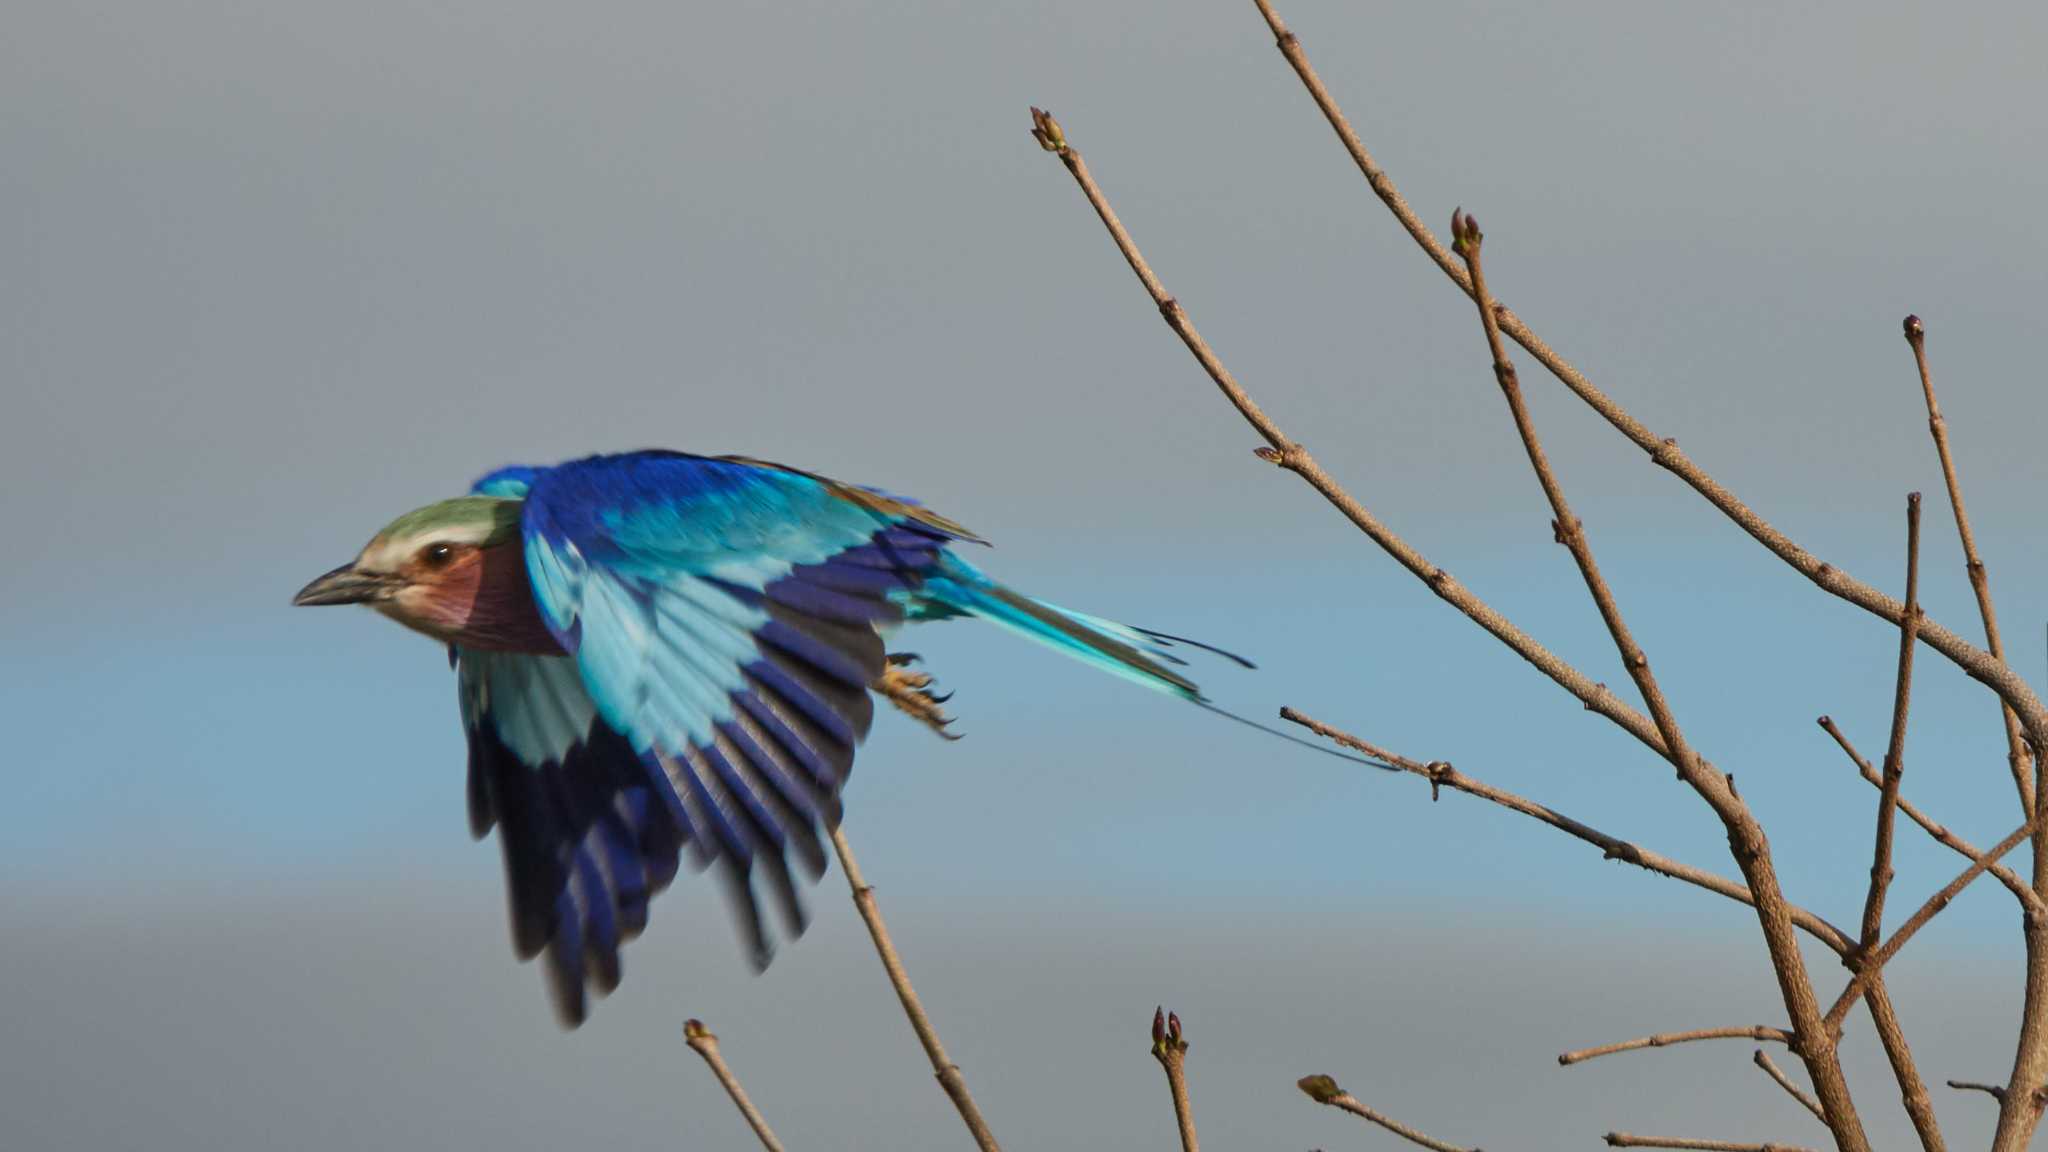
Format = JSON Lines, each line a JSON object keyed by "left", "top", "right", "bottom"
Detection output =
{"left": 457, "top": 648, "right": 686, "bottom": 1025}
{"left": 509, "top": 451, "right": 971, "bottom": 994}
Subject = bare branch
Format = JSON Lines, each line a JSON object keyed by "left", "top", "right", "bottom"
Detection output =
{"left": 1861, "top": 493, "right": 1924, "bottom": 951}
{"left": 1447, "top": 211, "right": 1863, "bottom": 1148}
{"left": 1246, "top": 0, "right": 2048, "bottom": 760}
{"left": 1825, "top": 817, "right": 2039, "bottom": 1033}
{"left": 1753, "top": 1049, "right": 1826, "bottom": 1124}
{"left": 683, "top": 1019, "right": 788, "bottom": 1152}
{"left": 1028, "top": 105, "right": 1670, "bottom": 769}
{"left": 1036, "top": 12, "right": 2048, "bottom": 1148}
{"left": 1906, "top": 314, "right": 2034, "bottom": 811}
{"left": 1150, "top": 1008, "right": 1199, "bottom": 1152}
{"left": 1297, "top": 1074, "right": 1480, "bottom": 1152}
{"left": 1281, "top": 708, "right": 1851, "bottom": 953}
{"left": 831, "top": 827, "right": 1001, "bottom": 1152}
{"left": 1605, "top": 1134, "right": 1820, "bottom": 1152}
{"left": 1241, "top": 10, "right": 2048, "bottom": 1139}
{"left": 1558, "top": 1025, "right": 1792, "bottom": 1068}
{"left": 1030, "top": 125, "right": 1863, "bottom": 1132}
{"left": 1819, "top": 716, "right": 2038, "bottom": 909}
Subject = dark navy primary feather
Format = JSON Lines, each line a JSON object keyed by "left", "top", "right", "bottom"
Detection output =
{"left": 445, "top": 450, "right": 1223, "bottom": 1025}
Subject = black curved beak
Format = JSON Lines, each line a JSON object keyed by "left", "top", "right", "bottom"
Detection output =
{"left": 293, "top": 563, "right": 399, "bottom": 607}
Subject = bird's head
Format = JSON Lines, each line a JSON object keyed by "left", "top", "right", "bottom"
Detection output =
{"left": 293, "top": 496, "right": 529, "bottom": 643}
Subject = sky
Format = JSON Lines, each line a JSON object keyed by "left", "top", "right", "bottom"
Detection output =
{"left": 7, "top": 1, "right": 2048, "bottom": 1148}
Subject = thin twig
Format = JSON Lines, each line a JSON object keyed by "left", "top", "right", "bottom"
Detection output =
{"left": 1151, "top": 1008, "right": 1199, "bottom": 1152}
{"left": 1448, "top": 211, "right": 1863, "bottom": 1149}
{"left": 1754, "top": 1049, "right": 1826, "bottom": 1124}
{"left": 1948, "top": 1079, "right": 2008, "bottom": 1102}
{"left": 1604, "top": 1134, "right": 1820, "bottom": 1152}
{"left": 1861, "top": 493, "right": 1924, "bottom": 951}
{"left": 1906, "top": 314, "right": 2034, "bottom": 812}
{"left": 1298, "top": 1075, "right": 1479, "bottom": 1152}
{"left": 830, "top": 826, "right": 1001, "bottom": 1152}
{"left": 1281, "top": 708, "right": 1851, "bottom": 954}
{"left": 1824, "top": 817, "right": 2039, "bottom": 1033}
{"left": 1819, "top": 716, "right": 2037, "bottom": 909}
{"left": 683, "top": 1019, "right": 788, "bottom": 1152}
{"left": 1557, "top": 1025, "right": 1793, "bottom": 1068}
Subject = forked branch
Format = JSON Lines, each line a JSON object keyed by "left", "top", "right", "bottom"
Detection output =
{"left": 1034, "top": 96, "right": 1867, "bottom": 1151}
{"left": 1281, "top": 708, "right": 1850, "bottom": 954}
{"left": 1247, "top": 0, "right": 2048, "bottom": 757}
{"left": 1819, "top": 716, "right": 2036, "bottom": 909}
{"left": 1905, "top": 314, "right": 2034, "bottom": 812}
{"left": 1824, "top": 818, "right": 2038, "bottom": 1034}
{"left": 1449, "top": 209, "right": 1862, "bottom": 1149}
{"left": 1028, "top": 105, "right": 1676, "bottom": 774}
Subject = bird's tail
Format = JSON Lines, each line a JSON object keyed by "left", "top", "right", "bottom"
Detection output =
{"left": 903, "top": 556, "right": 1396, "bottom": 771}
{"left": 904, "top": 555, "right": 1247, "bottom": 702}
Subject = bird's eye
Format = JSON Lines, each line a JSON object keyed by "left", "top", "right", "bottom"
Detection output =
{"left": 420, "top": 543, "right": 456, "bottom": 568}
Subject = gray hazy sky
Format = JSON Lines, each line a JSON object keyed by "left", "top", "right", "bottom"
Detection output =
{"left": 8, "top": 1, "right": 2048, "bottom": 1149}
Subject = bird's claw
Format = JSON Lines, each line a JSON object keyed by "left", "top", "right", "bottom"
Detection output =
{"left": 874, "top": 657, "right": 960, "bottom": 741}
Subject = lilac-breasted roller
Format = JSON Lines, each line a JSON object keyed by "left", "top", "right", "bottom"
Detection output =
{"left": 294, "top": 450, "right": 1249, "bottom": 1025}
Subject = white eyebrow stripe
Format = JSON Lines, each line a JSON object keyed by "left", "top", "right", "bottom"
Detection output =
{"left": 359, "top": 523, "right": 502, "bottom": 571}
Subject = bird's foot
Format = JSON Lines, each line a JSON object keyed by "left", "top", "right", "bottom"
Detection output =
{"left": 875, "top": 655, "right": 959, "bottom": 741}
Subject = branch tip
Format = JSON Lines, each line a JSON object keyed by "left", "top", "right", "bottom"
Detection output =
{"left": 681, "top": 1016, "right": 786, "bottom": 1152}
{"left": 1028, "top": 106, "right": 1066, "bottom": 153}
{"left": 1298, "top": 1074, "right": 1345, "bottom": 1104}
{"left": 1450, "top": 207, "right": 1482, "bottom": 252}
{"left": 1151, "top": 1006, "right": 1198, "bottom": 1152}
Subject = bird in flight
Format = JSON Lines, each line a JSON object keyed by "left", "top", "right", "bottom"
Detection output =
{"left": 294, "top": 450, "right": 1243, "bottom": 1025}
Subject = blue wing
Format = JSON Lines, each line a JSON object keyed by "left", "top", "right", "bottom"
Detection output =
{"left": 455, "top": 450, "right": 1218, "bottom": 1025}
{"left": 460, "top": 451, "right": 969, "bottom": 1022}
{"left": 457, "top": 649, "right": 686, "bottom": 1023}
